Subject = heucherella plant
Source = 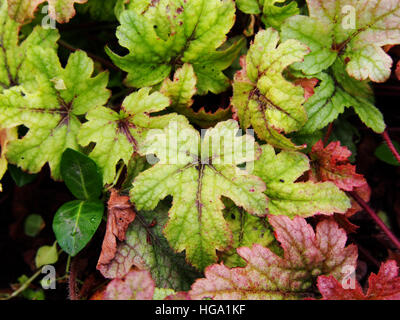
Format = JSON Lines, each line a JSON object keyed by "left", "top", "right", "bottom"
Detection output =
{"left": 0, "top": 0, "right": 399, "bottom": 302}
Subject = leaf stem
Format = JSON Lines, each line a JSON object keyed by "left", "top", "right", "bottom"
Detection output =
{"left": 349, "top": 191, "right": 400, "bottom": 251}
{"left": 0, "top": 268, "right": 43, "bottom": 300}
{"left": 382, "top": 129, "right": 400, "bottom": 165}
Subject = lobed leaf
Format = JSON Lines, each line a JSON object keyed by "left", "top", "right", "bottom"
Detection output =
{"left": 253, "top": 144, "right": 351, "bottom": 218}
{"left": 107, "top": 0, "right": 244, "bottom": 95}
{"left": 190, "top": 216, "right": 358, "bottom": 300}
{"left": 131, "top": 120, "right": 268, "bottom": 270}
{"left": 232, "top": 28, "right": 309, "bottom": 150}
{"left": 0, "top": 48, "right": 110, "bottom": 180}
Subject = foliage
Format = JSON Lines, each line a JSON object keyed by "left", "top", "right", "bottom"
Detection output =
{"left": 0, "top": 0, "right": 399, "bottom": 301}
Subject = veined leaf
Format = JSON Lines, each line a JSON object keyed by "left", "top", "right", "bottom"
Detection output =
{"left": 281, "top": 0, "right": 400, "bottom": 83}
{"left": 221, "top": 199, "right": 278, "bottom": 268}
{"left": 253, "top": 144, "right": 351, "bottom": 217}
{"left": 131, "top": 120, "right": 268, "bottom": 270}
{"left": 53, "top": 200, "right": 104, "bottom": 256}
{"left": 107, "top": 0, "right": 244, "bottom": 95}
{"left": 60, "top": 148, "right": 103, "bottom": 200}
{"left": 236, "top": 0, "right": 299, "bottom": 29}
{"left": 310, "top": 140, "right": 367, "bottom": 192}
{"left": 190, "top": 216, "right": 358, "bottom": 300}
{"left": 232, "top": 28, "right": 309, "bottom": 150}
{"left": 0, "top": 1, "right": 59, "bottom": 91}
{"left": 104, "top": 270, "right": 155, "bottom": 300}
{"left": 160, "top": 63, "right": 232, "bottom": 128}
{"left": 0, "top": 48, "right": 110, "bottom": 180}
{"left": 98, "top": 202, "right": 200, "bottom": 291}
{"left": 78, "top": 88, "right": 186, "bottom": 185}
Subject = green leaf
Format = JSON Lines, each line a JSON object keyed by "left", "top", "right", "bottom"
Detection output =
{"left": 60, "top": 148, "right": 103, "bottom": 200}
{"left": 375, "top": 141, "right": 400, "bottom": 167}
{"left": 106, "top": 0, "right": 243, "bottom": 95}
{"left": 331, "top": 60, "right": 385, "bottom": 133}
{"left": 8, "top": 164, "right": 38, "bottom": 187}
{"left": 160, "top": 63, "right": 232, "bottom": 128}
{"left": 0, "top": 1, "right": 59, "bottom": 91}
{"left": 53, "top": 200, "right": 104, "bottom": 256}
{"left": 131, "top": 120, "right": 267, "bottom": 270}
{"left": 98, "top": 202, "right": 200, "bottom": 291}
{"left": 253, "top": 145, "right": 351, "bottom": 217}
{"left": 236, "top": 0, "right": 299, "bottom": 29}
{"left": 299, "top": 73, "right": 346, "bottom": 134}
{"left": 24, "top": 214, "right": 45, "bottom": 237}
{"left": 78, "top": 88, "right": 186, "bottom": 185}
{"left": 232, "top": 28, "right": 309, "bottom": 150}
{"left": 221, "top": 200, "right": 278, "bottom": 268}
{"left": 35, "top": 242, "right": 58, "bottom": 268}
{"left": 0, "top": 48, "right": 110, "bottom": 180}
{"left": 282, "top": 0, "right": 400, "bottom": 82}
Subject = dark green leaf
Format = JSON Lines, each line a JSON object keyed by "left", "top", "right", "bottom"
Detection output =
{"left": 375, "top": 141, "right": 400, "bottom": 167}
{"left": 60, "top": 148, "right": 103, "bottom": 200}
{"left": 9, "top": 165, "right": 38, "bottom": 187}
{"left": 53, "top": 200, "right": 104, "bottom": 256}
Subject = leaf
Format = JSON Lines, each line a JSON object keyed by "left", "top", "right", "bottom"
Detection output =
{"left": 131, "top": 120, "right": 268, "bottom": 270}
{"left": 53, "top": 200, "right": 104, "bottom": 256}
{"left": 98, "top": 202, "right": 200, "bottom": 291}
{"left": 331, "top": 60, "right": 385, "bottom": 133}
{"left": 253, "top": 144, "right": 351, "bottom": 218}
{"left": 190, "top": 215, "right": 358, "bottom": 300}
{"left": 35, "top": 242, "right": 58, "bottom": 268}
{"left": 221, "top": 200, "right": 278, "bottom": 268}
{"left": 317, "top": 260, "right": 400, "bottom": 300}
{"left": 160, "top": 63, "right": 232, "bottom": 128}
{"left": 0, "top": 48, "right": 110, "bottom": 180}
{"left": 60, "top": 148, "right": 103, "bottom": 200}
{"left": 0, "top": 1, "right": 59, "bottom": 91}
{"left": 310, "top": 140, "right": 367, "bottom": 191}
{"left": 7, "top": 0, "right": 88, "bottom": 23}
{"left": 236, "top": 0, "right": 299, "bottom": 29}
{"left": 8, "top": 164, "right": 38, "bottom": 187}
{"left": 298, "top": 73, "right": 346, "bottom": 134}
{"left": 104, "top": 270, "right": 155, "bottom": 300}
{"left": 231, "top": 28, "right": 309, "bottom": 150}
{"left": 375, "top": 140, "right": 400, "bottom": 166}
{"left": 78, "top": 88, "right": 185, "bottom": 185}
{"left": 106, "top": 0, "right": 244, "bottom": 95}
{"left": 24, "top": 214, "right": 45, "bottom": 237}
{"left": 0, "top": 127, "right": 17, "bottom": 191}
{"left": 281, "top": 0, "right": 400, "bottom": 83}
{"left": 96, "top": 189, "right": 136, "bottom": 272}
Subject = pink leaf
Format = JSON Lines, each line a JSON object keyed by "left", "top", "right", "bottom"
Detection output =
{"left": 104, "top": 270, "right": 155, "bottom": 300}
{"left": 189, "top": 216, "right": 357, "bottom": 300}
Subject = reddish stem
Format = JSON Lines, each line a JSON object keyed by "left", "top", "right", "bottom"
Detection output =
{"left": 349, "top": 191, "right": 400, "bottom": 252}
{"left": 323, "top": 123, "right": 334, "bottom": 146}
{"left": 382, "top": 130, "right": 400, "bottom": 165}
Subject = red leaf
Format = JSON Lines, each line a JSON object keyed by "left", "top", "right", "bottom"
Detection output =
{"left": 96, "top": 189, "right": 136, "bottom": 273}
{"left": 295, "top": 78, "right": 319, "bottom": 101}
{"left": 318, "top": 261, "right": 400, "bottom": 300}
{"left": 310, "top": 140, "right": 366, "bottom": 191}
